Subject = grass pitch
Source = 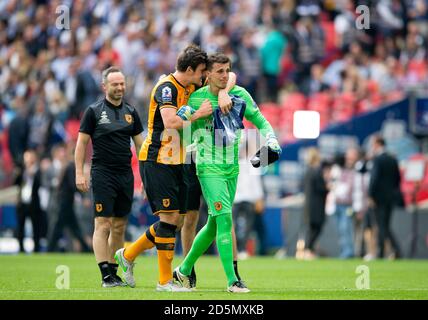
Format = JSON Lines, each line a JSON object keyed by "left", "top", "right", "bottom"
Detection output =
{"left": 0, "top": 254, "right": 427, "bottom": 300}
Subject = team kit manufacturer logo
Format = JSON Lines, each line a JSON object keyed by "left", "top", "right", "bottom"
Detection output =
{"left": 98, "top": 111, "right": 111, "bottom": 124}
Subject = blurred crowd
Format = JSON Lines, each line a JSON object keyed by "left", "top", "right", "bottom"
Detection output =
{"left": 296, "top": 135, "right": 404, "bottom": 261}
{"left": 0, "top": 0, "right": 427, "bottom": 253}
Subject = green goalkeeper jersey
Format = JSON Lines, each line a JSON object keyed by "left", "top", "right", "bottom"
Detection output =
{"left": 188, "top": 85, "right": 275, "bottom": 178}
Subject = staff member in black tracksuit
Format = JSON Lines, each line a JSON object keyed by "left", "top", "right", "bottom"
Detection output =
{"left": 368, "top": 135, "right": 402, "bottom": 259}
{"left": 75, "top": 67, "right": 144, "bottom": 287}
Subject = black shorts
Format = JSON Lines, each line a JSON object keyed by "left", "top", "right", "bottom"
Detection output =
{"left": 183, "top": 162, "right": 202, "bottom": 211}
{"left": 91, "top": 168, "right": 134, "bottom": 218}
{"left": 140, "top": 161, "right": 188, "bottom": 215}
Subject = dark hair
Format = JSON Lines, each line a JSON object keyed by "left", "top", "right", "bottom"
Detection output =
{"left": 176, "top": 44, "right": 208, "bottom": 72}
{"left": 373, "top": 135, "right": 385, "bottom": 147}
{"left": 334, "top": 153, "right": 346, "bottom": 168}
{"left": 102, "top": 66, "right": 123, "bottom": 84}
{"left": 207, "top": 53, "right": 231, "bottom": 70}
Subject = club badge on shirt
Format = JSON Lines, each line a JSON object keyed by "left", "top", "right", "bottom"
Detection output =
{"left": 125, "top": 114, "right": 133, "bottom": 124}
{"left": 214, "top": 202, "right": 222, "bottom": 211}
{"left": 163, "top": 198, "right": 171, "bottom": 208}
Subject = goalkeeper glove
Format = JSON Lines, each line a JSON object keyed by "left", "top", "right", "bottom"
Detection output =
{"left": 176, "top": 105, "right": 196, "bottom": 121}
{"left": 266, "top": 133, "right": 282, "bottom": 155}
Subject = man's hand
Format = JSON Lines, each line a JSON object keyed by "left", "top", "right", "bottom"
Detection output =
{"left": 193, "top": 99, "right": 213, "bottom": 120}
{"left": 218, "top": 90, "right": 232, "bottom": 114}
{"left": 176, "top": 105, "right": 196, "bottom": 121}
{"left": 76, "top": 173, "right": 89, "bottom": 193}
{"left": 266, "top": 133, "right": 282, "bottom": 155}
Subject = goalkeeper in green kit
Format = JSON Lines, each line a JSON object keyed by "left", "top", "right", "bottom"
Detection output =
{"left": 173, "top": 53, "right": 282, "bottom": 293}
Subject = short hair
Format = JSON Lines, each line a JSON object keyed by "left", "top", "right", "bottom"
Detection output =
{"left": 373, "top": 135, "right": 385, "bottom": 147}
{"left": 207, "top": 53, "right": 231, "bottom": 70}
{"left": 176, "top": 44, "right": 208, "bottom": 72}
{"left": 102, "top": 66, "right": 123, "bottom": 84}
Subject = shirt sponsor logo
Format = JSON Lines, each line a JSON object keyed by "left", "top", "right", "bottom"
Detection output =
{"left": 162, "top": 86, "right": 172, "bottom": 103}
{"left": 98, "top": 111, "right": 111, "bottom": 124}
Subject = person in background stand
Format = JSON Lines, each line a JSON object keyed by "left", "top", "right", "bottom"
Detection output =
{"left": 368, "top": 135, "right": 402, "bottom": 259}
{"left": 48, "top": 144, "right": 91, "bottom": 253}
{"left": 15, "top": 149, "right": 43, "bottom": 253}
{"left": 331, "top": 149, "right": 358, "bottom": 259}
{"left": 353, "top": 150, "right": 377, "bottom": 261}
{"left": 300, "top": 148, "right": 330, "bottom": 260}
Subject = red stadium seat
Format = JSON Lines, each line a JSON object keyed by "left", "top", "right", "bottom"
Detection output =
{"left": 385, "top": 90, "right": 404, "bottom": 103}
{"left": 280, "top": 93, "right": 306, "bottom": 112}
{"left": 65, "top": 119, "right": 81, "bottom": 141}
{"left": 319, "top": 111, "right": 330, "bottom": 130}
{"left": 366, "top": 80, "right": 380, "bottom": 94}
{"left": 356, "top": 99, "right": 372, "bottom": 114}
{"left": 332, "top": 92, "right": 356, "bottom": 112}
{"left": 370, "top": 92, "right": 384, "bottom": 108}
{"left": 320, "top": 21, "right": 337, "bottom": 53}
{"left": 0, "top": 130, "right": 14, "bottom": 185}
{"left": 401, "top": 154, "right": 428, "bottom": 206}
{"left": 243, "top": 119, "right": 255, "bottom": 129}
{"left": 307, "top": 93, "right": 331, "bottom": 113}
{"left": 407, "top": 59, "right": 428, "bottom": 80}
{"left": 260, "top": 103, "right": 281, "bottom": 128}
{"left": 278, "top": 125, "right": 295, "bottom": 144}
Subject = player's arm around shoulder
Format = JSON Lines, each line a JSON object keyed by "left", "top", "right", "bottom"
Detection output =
{"left": 190, "top": 98, "right": 212, "bottom": 121}
{"left": 217, "top": 71, "right": 237, "bottom": 114}
{"left": 162, "top": 100, "right": 212, "bottom": 129}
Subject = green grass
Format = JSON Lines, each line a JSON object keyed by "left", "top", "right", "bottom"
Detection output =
{"left": 0, "top": 254, "right": 427, "bottom": 300}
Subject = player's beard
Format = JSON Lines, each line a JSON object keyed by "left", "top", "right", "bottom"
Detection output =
{"left": 109, "top": 90, "right": 123, "bottom": 103}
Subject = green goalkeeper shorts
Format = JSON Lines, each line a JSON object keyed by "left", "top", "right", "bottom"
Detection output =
{"left": 198, "top": 176, "right": 238, "bottom": 217}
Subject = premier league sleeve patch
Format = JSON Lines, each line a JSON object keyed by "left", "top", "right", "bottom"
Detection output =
{"left": 161, "top": 86, "right": 173, "bottom": 104}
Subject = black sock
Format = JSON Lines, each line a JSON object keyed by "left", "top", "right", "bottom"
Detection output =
{"left": 98, "top": 261, "right": 111, "bottom": 281}
{"left": 190, "top": 266, "right": 196, "bottom": 279}
{"left": 233, "top": 261, "right": 241, "bottom": 281}
{"left": 109, "top": 263, "right": 119, "bottom": 276}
